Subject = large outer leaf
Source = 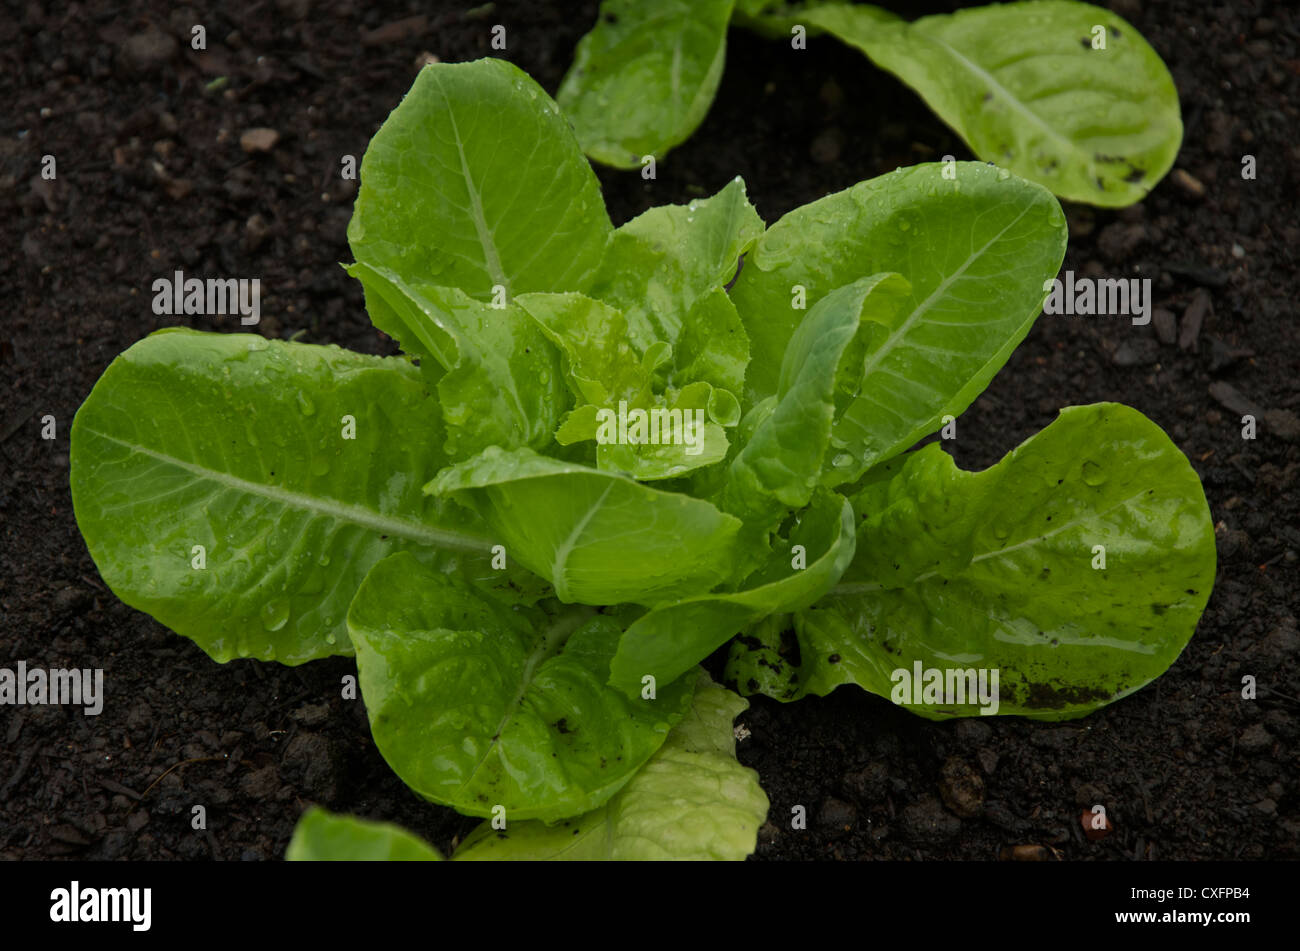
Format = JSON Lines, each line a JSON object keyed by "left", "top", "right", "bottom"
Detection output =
{"left": 609, "top": 492, "right": 855, "bottom": 696}
{"left": 348, "top": 58, "right": 611, "bottom": 299}
{"left": 70, "top": 329, "right": 501, "bottom": 664}
{"left": 347, "top": 265, "right": 568, "bottom": 459}
{"left": 349, "top": 553, "right": 693, "bottom": 822}
{"left": 728, "top": 404, "right": 1216, "bottom": 720}
{"left": 720, "top": 273, "right": 909, "bottom": 527}
{"left": 428, "top": 446, "right": 743, "bottom": 605}
{"left": 286, "top": 808, "right": 444, "bottom": 861}
{"left": 730, "top": 162, "right": 1066, "bottom": 480}
{"left": 739, "top": 1, "right": 1181, "bottom": 206}
{"left": 454, "top": 672, "right": 768, "bottom": 860}
{"left": 558, "top": 0, "right": 736, "bottom": 168}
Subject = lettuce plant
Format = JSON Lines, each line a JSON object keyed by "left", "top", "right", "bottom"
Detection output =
{"left": 70, "top": 58, "right": 1214, "bottom": 859}
{"left": 558, "top": 0, "right": 1183, "bottom": 206}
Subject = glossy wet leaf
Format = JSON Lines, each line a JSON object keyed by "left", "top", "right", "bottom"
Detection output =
{"left": 558, "top": 0, "right": 737, "bottom": 168}
{"left": 728, "top": 404, "right": 1216, "bottom": 719}
{"left": 720, "top": 273, "right": 910, "bottom": 527}
{"left": 428, "top": 446, "right": 744, "bottom": 604}
{"left": 589, "top": 177, "right": 761, "bottom": 395}
{"left": 453, "top": 672, "right": 767, "bottom": 859}
{"left": 609, "top": 492, "right": 855, "bottom": 696}
{"left": 349, "top": 553, "right": 694, "bottom": 821}
{"left": 739, "top": 1, "right": 1182, "bottom": 206}
{"left": 349, "top": 58, "right": 611, "bottom": 299}
{"left": 70, "top": 329, "right": 500, "bottom": 665}
{"left": 347, "top": 264, "right": 568, "bottom": 458}
{"left": 287, "top": 808, "right": 444, "bottom": 861}
{"left": 730, "top": 162, "right": 1067, "bottom": 482}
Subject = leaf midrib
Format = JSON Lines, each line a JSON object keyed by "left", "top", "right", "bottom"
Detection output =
{"left": 85, "top": 428, "right": 492, "bottom": 552}
{"left": 856, "top": 202, "right": 1033, "bottom": 382}
{"left": 433, "top": 70, "right": 509, "bottom": 293}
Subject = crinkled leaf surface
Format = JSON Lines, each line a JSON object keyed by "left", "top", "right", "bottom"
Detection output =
{"left": 70, "top": 329, "right": 500, "bottom": 665}
{"left": 558, "top": 0, "right": 736, "bottom": 168}
{"left": 589, "top": 177, "right": 761, "bottom": 394}
{"left": 720, "top": 273, "right": 910, "bottom": 527}
{"left": 731, "top": 162, "right": 1066, "bottom": 481}
{"left": 610, "top": 492, "right": 855, "bottom": 696}
{"left": 739, "top": 1, "right": 1181, "bottom": 206}
{"left": 728, "top": 404, "right": 1216, "bottom": 719}
{"left": 453, "top": 672, "right": 768, "bottom": 860}
{"left": 347, "top": 264, "right": 568, "bottom": 458}
{"left": 287, "top": 808, "right": 444, "bottom": 861}
{"left": 349, "top": 553, "right": 694, "bottom": 821}
{"left": 428, "top": 446, "right": 743, "bottom": 604}
{"left": 348, "top": 58, "right": 611, "bottom": 298}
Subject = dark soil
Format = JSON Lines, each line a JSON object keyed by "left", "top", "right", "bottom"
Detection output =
{"left": 2, "top": 0, "right": 1296, "bottom": 861}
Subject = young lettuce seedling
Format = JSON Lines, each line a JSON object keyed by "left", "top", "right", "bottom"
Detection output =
{"left": 559, "top": 0, "right": 1182, "bottom": 207}
{"left": 70, "top": 58, "right": 1213, "bottom": 860}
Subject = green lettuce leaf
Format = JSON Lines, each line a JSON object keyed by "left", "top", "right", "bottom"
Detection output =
{"left": 727, "top": 404, "right": 1216, "bottom": 719}
{"left": 427, "top": 446, "right": 744, "bottom": 604}
{"left": 558, "top": 0, "right": 737, "bottom": 168}
{"left": 737, "top": 1, "right": 1182, "bottom": 206}
{"left": 720, "top": 273, "right": 910, "bottom": 527}
{"left": 347, "top": 265, "right": 568, "bottom": 459}
{"left": 286, "top": 808, "right": 444, "bottom": 861}
{"left": 70, "top": 329, "right": 503, "bottom": 665}
{"left": 730, "top": 162, "right": 1067, "bottom": 481}
{"left": 453, "top": 671, "right": 768, "bottom": 859}
{"left": 590, "top": 177, "right": 762, "bottom": 395}
{"left": 349, "top": 58, "right": 611, "bottom": 298}
{"left": 610, "top": 491, "right": 855, "bottom": 696}
{"left": 349, "top": 553, "right": 695, "bottom": 821}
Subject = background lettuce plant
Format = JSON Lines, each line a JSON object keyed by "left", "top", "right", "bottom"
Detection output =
{"left": 70, "top": 58, "right": 1214, "bottom": 860}
{"left": 558, "top": 0, "right": 1183, "bottom": 206}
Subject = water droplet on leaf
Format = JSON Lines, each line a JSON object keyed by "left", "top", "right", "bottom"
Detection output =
{"left": 260, "top": 597, "right": 290, "bottom": 632}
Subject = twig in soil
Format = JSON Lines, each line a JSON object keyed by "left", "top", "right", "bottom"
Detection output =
{"left": 140, "top": 757, "right": 224, "bottom": 798}
{"left": 99, "top": 777, "right": 142, "bottom": 800}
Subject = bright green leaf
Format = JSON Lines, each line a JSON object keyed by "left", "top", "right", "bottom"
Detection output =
{"left": 558, "top": 0, "right": 737, "bottom": 168}
{"left": 286, "top": 808, "right": 444, "bottom": 861}
{"left": 590, "top": 177, "right": 762, "bottom": 394}
{"left": 70, "top": 329, "right": 502, "bottom": 665}
{"left": 349, "top": 58, "right": 611, "bottom": 299}
{"left": 728, "top": 404, "right": 1217, "bottom": 719}
{"left": 348, "top": 265, "right": 568, "bottom": 459}
{"left": 610, "top": 492, "right": 855, "bottom": 695}
{"left": 730, "top": 162, "right": 1067, "bottom": 480}
{"left": 428, "top": 446, "right": 744, "bottom": 604}
{"left": 721, "top": 273, "right": 910, "bottom": 527}
{"left": 453, "top": 671, "right": 768, "bottom": 859}
{"left": 349, "top": 553, "right": 693, "bottom": 821}
{"left": 743, "top": 1, "right": 1181, "bottom": 206}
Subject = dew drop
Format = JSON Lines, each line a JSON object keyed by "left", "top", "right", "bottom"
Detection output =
{"left": 311, "top": 457, "right": 330, "bottom": 477}
{"left": 1081, "top": 460, "right": 1107, "bottom": 486}
{"left": 297, "top": 391, "right": 316, "bottom": 416}
{"left": 246, "top": 338, "right": 270, "bottom": 353}
{"left": 996, "top": 166, "right": 1011, "bottom": 180}
{"left": 260, "top": 597, "right": 291, "bottom": 632}
{"left": 831, "top": 452, "right": 854, "bottom": 469}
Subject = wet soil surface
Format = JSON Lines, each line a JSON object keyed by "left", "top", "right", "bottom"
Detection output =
{"left": 2, "top": 1, "right": 1296, "bottom": 860}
